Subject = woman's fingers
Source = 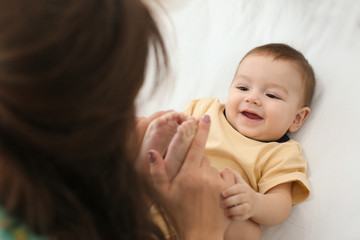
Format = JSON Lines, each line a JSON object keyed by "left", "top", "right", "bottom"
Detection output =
{"left": 181, "top": 115, "right": 211, "bottom": 170}
{"left": 148, "top": 114, "right": 230, "bottom": 238}
{"left": 149, "top": 150, "right": 169, "bottom": 194}
{"left": 164, "top": 118, "right": 198, "bottom": 181}
{"left": 200, "top": 155, "right": 211, "bottom": 168}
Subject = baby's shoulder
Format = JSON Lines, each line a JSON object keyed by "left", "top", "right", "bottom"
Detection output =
{"left": 270, "top": 139, "right": 304, "bottom": 158}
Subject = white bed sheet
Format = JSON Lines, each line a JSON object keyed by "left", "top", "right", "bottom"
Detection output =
{"left": 137, "top": 0, "right": 360, "bottom": 239}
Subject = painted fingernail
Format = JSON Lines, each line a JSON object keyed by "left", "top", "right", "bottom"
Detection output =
{"left": 148, "top": 151, "right": 156, "bottom": 163}
{"left": 202, "top": 115, "right": 210, "bottom": 123}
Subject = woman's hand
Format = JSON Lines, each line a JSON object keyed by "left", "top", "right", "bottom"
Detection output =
{"left": 149, "top": 115, "right": 234, "bottom": 240}
{"left": 135, "top": 111, "right": 192, "bottom": 179}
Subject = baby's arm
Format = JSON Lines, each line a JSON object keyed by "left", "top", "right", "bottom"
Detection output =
{"left": 221, "top": 169, "right": 292, "bottom": 226}
{"left": 251, "top": 182, "right": 292, "bottom": 226}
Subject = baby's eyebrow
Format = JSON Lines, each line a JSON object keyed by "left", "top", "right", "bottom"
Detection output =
{"left": 233, "top": 74, "right": 252, "bottom": 83}
{"left": 234, "top": 75, "right": 289, "bottom": 95}
{"left": 236, "top": 74, "right": 251, "bottom": 81}
{"left": 268, "top": 83, "right": 288, "bottom": 94}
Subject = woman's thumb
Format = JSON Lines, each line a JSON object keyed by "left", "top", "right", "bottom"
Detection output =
{"left": 149, "top": 150, "right": 169, "bottom": 194}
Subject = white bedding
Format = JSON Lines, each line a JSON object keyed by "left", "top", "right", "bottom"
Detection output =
{"left": 137, "top": 0, "right": 360, "bottom": 239}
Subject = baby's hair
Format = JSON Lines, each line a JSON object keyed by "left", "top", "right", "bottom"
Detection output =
{"left": 240, "top": 43, "right": 316, "bottom": 106}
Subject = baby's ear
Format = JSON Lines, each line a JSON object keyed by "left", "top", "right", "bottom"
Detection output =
{"left": 289, "top": 107, "right": 311, "bottom": 133}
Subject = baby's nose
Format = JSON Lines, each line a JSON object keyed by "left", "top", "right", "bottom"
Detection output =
{"left": 245, "top": 93, "right": 262, "bottom": 106}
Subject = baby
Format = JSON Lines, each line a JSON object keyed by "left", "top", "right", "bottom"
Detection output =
{"left": 138, "top": 43, "right": 315, "bottom": 240}
{"left": 183, "top": 43, "right": 315, "bottom": 239}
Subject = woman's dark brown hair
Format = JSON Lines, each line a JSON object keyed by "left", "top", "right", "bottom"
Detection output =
{"left": 0, "top": 0, "right": 167, "bottom": 239}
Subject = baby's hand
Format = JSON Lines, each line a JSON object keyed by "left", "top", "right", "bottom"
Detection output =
{"left": 221, "top": 168, "right": 261, "bottom": 221}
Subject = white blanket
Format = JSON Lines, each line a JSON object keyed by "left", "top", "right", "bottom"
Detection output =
{"left": 137, "top": 0, "right": 360, "bottom": 239}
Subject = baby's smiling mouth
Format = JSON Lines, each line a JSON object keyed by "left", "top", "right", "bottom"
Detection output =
{"left": 241, "top": 111, "right": 263, "bottom": 120}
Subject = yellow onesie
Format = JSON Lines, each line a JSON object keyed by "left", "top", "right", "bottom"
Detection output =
{"left": 184, "top": 98, "right": 310, "bottom": 204}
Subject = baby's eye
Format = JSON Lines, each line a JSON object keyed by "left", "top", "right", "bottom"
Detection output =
{"left": 266, "top": 93, "right": 280, "bottom": 99}
{"left": 237, "top": 86, "right": 248, "bottom": 91}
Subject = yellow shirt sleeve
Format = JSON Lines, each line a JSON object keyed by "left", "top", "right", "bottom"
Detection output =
{"left": 257, "top": 141, "right": 310, "bottom": 204}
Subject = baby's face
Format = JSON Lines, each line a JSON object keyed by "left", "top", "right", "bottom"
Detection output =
{"left": 225, "top": 54, "right": 309, "bottom": 141}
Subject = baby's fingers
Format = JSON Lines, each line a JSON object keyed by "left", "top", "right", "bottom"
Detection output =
{"left": 221, "top": 194, "right": 247, "bottom": 208}
{"left": 219, "top": 168, "right": 236, "bottom": 188}
{"left": 222, "top": 183, "right": 246, "bottom": 198}
{"left": 224, "top": 203, "right": 251, "bottom": 220}
{"left": 224, "top": 167, "right": 244, "bottom": 184}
